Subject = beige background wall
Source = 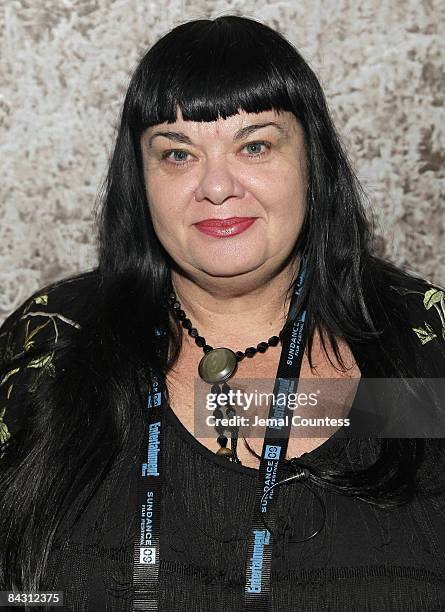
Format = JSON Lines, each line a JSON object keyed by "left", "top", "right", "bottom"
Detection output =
{"left": 1, "top": 0, "right": 444, "bottom": 324}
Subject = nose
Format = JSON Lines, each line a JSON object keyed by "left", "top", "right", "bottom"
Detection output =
{"left": 194, "top": 158, "right": 245, "bottom": 205}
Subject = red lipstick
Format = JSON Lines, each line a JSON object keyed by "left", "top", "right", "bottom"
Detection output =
{"left": 194, "top": 217, "right": 257, "bottom": 238}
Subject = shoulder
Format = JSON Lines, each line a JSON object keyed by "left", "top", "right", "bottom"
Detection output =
{"left": 0, "top": 269, "right": 99, "bottom": 446}
{"left": 389, "top": 280, "right": 445, "bottom": 347}
{"left": 0, "top": 268, "right": 99, "bottom": 362}
{"left": 366, "top": 257, "right": 445, "bottom": 375}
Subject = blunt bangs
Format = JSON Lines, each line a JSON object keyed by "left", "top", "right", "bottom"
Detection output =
{"left": 126, "top": 16, "right": 305, "bottom": 133}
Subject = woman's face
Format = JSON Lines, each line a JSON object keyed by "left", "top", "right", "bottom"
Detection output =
{"left": 140, "top": 107, "right": 308, "bottom": 280}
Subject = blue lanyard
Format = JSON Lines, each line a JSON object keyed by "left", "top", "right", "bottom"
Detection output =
{"left": 132, "top": 259, "right": 308, "bottom": 611}
{"left": 243, "top": 260, "right": 308, "bottom": 609}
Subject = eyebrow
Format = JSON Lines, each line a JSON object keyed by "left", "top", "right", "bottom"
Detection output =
{"left": 147, "top": 121, "right": 288, "bottom": 148}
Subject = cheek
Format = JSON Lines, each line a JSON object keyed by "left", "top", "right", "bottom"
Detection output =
{"left": 265, "top": 171, "right": 307, "bottom": 222}
{"left": 264, "top": 176, "right": 307, "bottom": 248}
{"left": 146, "top": 178, "right": 178, "bottom": 231}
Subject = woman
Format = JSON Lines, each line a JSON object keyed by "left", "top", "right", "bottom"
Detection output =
{"left": 1, "top": 15, "right": 444, "bottom": 612}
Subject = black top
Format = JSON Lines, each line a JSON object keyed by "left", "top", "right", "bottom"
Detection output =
{"left": 1, "top": 268, "right": 445, "bottom": 611}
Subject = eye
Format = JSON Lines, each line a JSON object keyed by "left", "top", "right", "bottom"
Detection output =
{"left": 242, "top": 141, "right": 271, "bottom": 158}
{"left": 161, "top": 149, "right": 193, "bottom": 166}
{"left": 160, "top": 140, "right": 272, "bottom": 167}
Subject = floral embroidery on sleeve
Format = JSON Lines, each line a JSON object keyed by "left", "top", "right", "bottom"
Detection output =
{"left": 0, "top": 292, "right": 81, "bottom": 446}
{"left": 390, "top": 285, "right": 445, "bottom": 345}
{"left": 0, "top": 407, "right": 9, "bottom": 445}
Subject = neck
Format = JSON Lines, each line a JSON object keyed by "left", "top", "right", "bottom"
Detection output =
{"left": 170, "top": 256, "right": 300, "bottom": 350}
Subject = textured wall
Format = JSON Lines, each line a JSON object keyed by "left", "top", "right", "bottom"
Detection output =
{"left": 1, "top": 0, "right": 444, "bottom": 323}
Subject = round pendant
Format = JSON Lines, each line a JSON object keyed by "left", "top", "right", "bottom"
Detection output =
{"left": 198, "top": 347, "right": 238, "bottom": 384}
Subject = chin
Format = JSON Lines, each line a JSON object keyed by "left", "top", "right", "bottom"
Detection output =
{"left": 195, "top": 258, "right": 265, "bottom": 278}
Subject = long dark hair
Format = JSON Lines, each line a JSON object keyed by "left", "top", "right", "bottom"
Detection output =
{"left": 0, "top": 15, "right": 441, "bottom": 593}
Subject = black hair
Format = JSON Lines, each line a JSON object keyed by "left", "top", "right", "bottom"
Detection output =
{"left": 0, "top": 15, "right": 441, "bottom": 593}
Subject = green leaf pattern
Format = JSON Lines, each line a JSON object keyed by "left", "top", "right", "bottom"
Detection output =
{"left": 0, "top": 293, "right": 81, "bottom": 449}
{"left": 412, "top": 322, "right": 437, "bottom": 345}
{"left": 0, "top": 407, "right": 9, "bottom": 445}
{"left": 391, "top": 284, "right": 445, "bottom": 346}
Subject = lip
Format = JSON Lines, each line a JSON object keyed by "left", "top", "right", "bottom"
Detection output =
{"left": 194, "top": 217, "right": 257, "bottom": 238}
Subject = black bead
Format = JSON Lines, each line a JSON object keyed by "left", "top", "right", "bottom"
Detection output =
{"left": 176, "top": 309, "right": 186, "bottom": 320}
{"left": 203, "top": 344, "right": 213, "bottom": 353}
{"left": 188, "top": 328, "right": 198, "bottom": 338}
{"left": 221, "top": 382, "right": 230, "bottom": 394}
{"left": 235, "top": 351, "right": 245, "bottom": 361}
{"left": 195, "top": 336, "right": 206, "bottom": 347}
{"left": 226, "top": 408, "right": 236, "bottom": 417}
{"left": 172, "top": 301, "right": 181, "bottom": 310}
{"left": 211, "top": 384, "right": 220, "bottom": 394}
{"left": 182, "top": 318, "right": 192, "bottom": 329}
{"left": 257, "top": 342, "right": 268, "bottom": 353}
{"left": 245, "top": 346, "right": 257, "bottom": 358}
{"left": 268, "top": 335, "right": 280, "bottom": 346}
{"left": 217, "top": 435, "right": 228, "bottom": 448}
{"left": 213, "top": 408, "right": 223, "bottom": 419}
